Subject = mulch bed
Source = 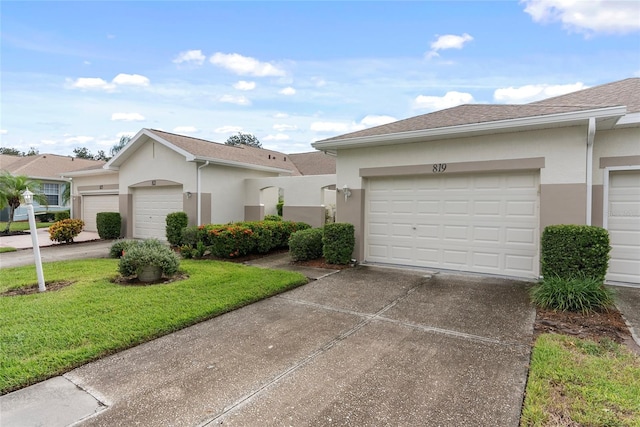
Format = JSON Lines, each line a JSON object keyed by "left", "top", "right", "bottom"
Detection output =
{"left": 534, "top": 307, "right": 639, "bottom": 355}
{"left": 2, "top": 281, "right": 76, "bottom": 296}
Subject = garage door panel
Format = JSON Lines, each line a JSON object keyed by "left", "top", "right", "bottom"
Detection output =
{"left": 133, "top": 187, "right": 183, "bottom": 240}
{"left": 82, "top": 195, "right": 119, "bottom": 232}
{"left": 607, "top": 170, "right": 640, "bottom": 285}
{"left": 366, "top": 171, "right": 539, "bottom": 278}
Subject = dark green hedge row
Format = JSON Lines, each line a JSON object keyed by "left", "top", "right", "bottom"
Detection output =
{"left": 166, "top": 212, "right": 188, "bottom": 246}
{"left": 541, "top": 224, "right": 611, "bottom": 281}
{"left": 180, "top": 220, "right": 311, "bottom": 259}
{"left": 289, "top": 228, "right": 324, "bottom": 261}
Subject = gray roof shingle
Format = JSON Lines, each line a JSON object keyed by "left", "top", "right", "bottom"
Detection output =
{"left": 287, "top": 151, "right": 336, "bottom": 175}
{"left": 1, "top": 154, "right": 106, "bottom": 179}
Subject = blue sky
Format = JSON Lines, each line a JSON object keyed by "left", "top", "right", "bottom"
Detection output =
{"left": 1, "top": 1, "right": 639, "bottom": 156}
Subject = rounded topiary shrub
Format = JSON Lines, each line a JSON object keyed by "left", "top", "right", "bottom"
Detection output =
{"left": 322, "top": 222, "right": 355, "bottom": 265}
{"left": 49, "top": 219, "right": 84, "bottom": 243}
{"left": 54, "top": 210, "right": 70, "bottom": 222}
{"left": 96, "top": 212, "right": 122, "bottom": 240}
{"left": 530, "top": 275, "right": 615, "bottom": 314}
{"left": 289, "top": 228, "right": 324, "bottom": 261}
{"left": 118, "top": 239, "right": 180, "bottom": 278}
{"left": 166, "top": 212, "right": 188, "bottom": 246}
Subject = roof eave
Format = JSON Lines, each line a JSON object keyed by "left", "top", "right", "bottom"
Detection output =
{"left": 192, "top": 157, "right": 294, "bottom": 174}
{"left": 105, "top": 129, "right": 197, "bottom": 169}
{"left": 312, "top": 106, "right": 628, "bottom": 150}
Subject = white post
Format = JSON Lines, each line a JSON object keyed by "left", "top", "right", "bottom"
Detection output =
{"left": 23, "top": 189, "right": 46, "bottom": 292}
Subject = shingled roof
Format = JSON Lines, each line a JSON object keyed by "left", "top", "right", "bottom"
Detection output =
{"left": 317, "top": 77, "right": 639, "bottom": 143}
{"left": 287, "top": 151, "right": 336, "bottom": 175}
{"left": 0, "top": 153, "right": 106, "bottom": 179}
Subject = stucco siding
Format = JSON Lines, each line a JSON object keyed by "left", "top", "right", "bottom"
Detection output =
{"left": 336, "top": 126, "right": 587, "bottom": 189}
{"left": 593, "top": 127, "right": 640, "bottom": 183}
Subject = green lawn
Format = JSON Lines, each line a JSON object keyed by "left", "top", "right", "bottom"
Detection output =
{"left": 521, "top": 334, "right": 640, "bottom": 426}
{"left": 0, "top": 221, "right": 50, "bottom": 232}
{"left": 0, "top": 259, "right": 307, "bottom": 394}
{"left": 0, "top": 247, "right": 17, "bottom": 253}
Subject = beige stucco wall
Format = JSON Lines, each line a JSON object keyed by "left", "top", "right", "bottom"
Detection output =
{"left": 244, "top": 175, "right": 337, "bottom": 206}
{"left": 336, "top": 126, "right": 588, "bottom": 189}
{"left": 72, "top": 172, "right": 119, "bottom": 195}
{"left": 593, "top": 126, "right": 640, "bottom": 183}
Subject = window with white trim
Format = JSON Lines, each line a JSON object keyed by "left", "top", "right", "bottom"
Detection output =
{"left": 43, "top": 183, "right": 60, "bottom": 205}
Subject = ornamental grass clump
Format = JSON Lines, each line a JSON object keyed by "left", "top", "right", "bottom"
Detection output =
{"left": 118, "top": 239, "right": 180, "bottom": 278}
{"left": 530, "top": 275, "right": 615, "bottom": 314}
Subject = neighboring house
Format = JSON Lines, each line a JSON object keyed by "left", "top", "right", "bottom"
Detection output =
{"left": 0, "top": 153, "right": 106, "bottom": 221}
{"left": 68, "top": 129, "right": 336, "bottom": 238}
{"left": 312, "top": 78, "right": 640, "bottom": 286}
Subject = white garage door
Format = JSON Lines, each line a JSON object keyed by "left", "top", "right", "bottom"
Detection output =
{"left": 367, "top": 171, "right": 539, "bottom": 278}
{"left": 607, "top": 170, "right": 640, "bottom": 286}
{"left": 133, "top": 186, "right": 183, "bottom": 240}
{"left": 82, "top": 194, "right": 119, "bottom": 232}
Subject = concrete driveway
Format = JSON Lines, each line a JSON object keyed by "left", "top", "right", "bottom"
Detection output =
{"left": 4, "top": 266, "right": 535, "bottom": 427}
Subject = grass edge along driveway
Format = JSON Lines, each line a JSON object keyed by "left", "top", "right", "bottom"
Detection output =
{"left": 0, "top": 258, "right": 307, "bottom": 394}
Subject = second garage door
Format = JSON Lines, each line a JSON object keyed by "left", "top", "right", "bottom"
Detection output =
{"left": 82, "top": 194, "right": 119, "bottom": 232}
{"left": 366, "top": 171, "right": 540, "bottom": 278}
{"left": 133, "top": 186, "right": 183, "bottom": 240}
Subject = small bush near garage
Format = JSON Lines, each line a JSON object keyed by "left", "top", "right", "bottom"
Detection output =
{"left": 54, "top": 210, "right": 70, "bottom": 222}
{"left": 541, "top": 225, "right": 611, "bottom": 281}
{"left": 264, "top": 214, "right": 281, "bottom": 221}
{"left": 49, "top": 219, "right": 84, "bottom": 243}
{"left": 37, "top": 212, "right": 55, "bottom": 222}
{"left": 118, "top": 239, "right": 180, "bottom": 278}
{"left": 109, "top": 239, "right": 139, "bottom": 258}
{"left": 96, "top": 212, "right": 122, "bottom": 240}
{"left": 530, "top": 275, "right": 615, "bottom": 314}
{"left": 179, "top": 220, "right": 311, "bottom": 259}
{"left": 322, "top": 223, "right": 355, "bottom": 265}
{"left": 289, "top": 228, "right": 324, "bottom": 261}
{"left": 166, "top": 212, "right": 188, "bottom": 246}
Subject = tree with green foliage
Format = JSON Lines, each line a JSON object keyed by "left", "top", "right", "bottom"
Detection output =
{"left": 73, "top": 147, "right": 94, "bottom": 159}
{"left": 225, "top": 132, "right": 262, "bottom": 148}
{"left": 0, "top": 147, "right": 22, "bottom": 156}
{"left": 0, "top": 171, "right": 48, "bottom": 233}
{"left": 110, "top": 136, "right": 131, "bottom": 157}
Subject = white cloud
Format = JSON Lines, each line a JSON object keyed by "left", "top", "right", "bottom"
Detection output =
{"left": 215, "top": 125, "right": 244, "bottom": 134}
{"left": 263, "top": 133, "right": 291, "bottom": 141}
{"left": 219, "top": 94, "right": 251, "bottom": 106}
{"left": 173, "top": 49, "right": 206, "bottom": 65}
{"left": 360, "top": 115, "right": 397, "bottom": 127}
{"left": 233, "top": 80, "right": 256, "bottom": 91}
{"left": 274, "top": 113, "right": 289, "bottom": 119}
{"left": 112, "top": 73, "right": 150, "bottom": 86}
{"left": 111, "top": 112, "right": 146, "bottom": 121}
{"left": 69, "top": 77, "right": 115, "bottom": 91}
{"left": 311, "top": 77, "right": 327, "bottom": 87}
{"left": 273, "top": 124, "right": 297, "bottom": 132}
{"left": 0, "top": 129, "right": 7, "bottom": 135}
{"left": 279, "top": 86, "right": 296, "bottom": 95}
{"left": 494, "top": 82, "right": 588, "bottom": 103}
{"left": 210, "top": 52, "right": 286, "bottom": 77}
{"left": 310, "top": 122, "right": 354, "bottom": 133}
{"left": 40, "top": 139, "right": 57, "bottom": 146}
{"left": 426, "top": 33, "right": 473, "bottom": 58}
{"left": 64, "top": 135, "right": 94, "bottom": 144}
{"left": 412, "top": 91, "right": 474, "bottom": 111}
{"left": 173, "top": 126, "right": 199, "bottom": 133}
{"left": 522, "top": 0, "right": 640, "bottom": 35}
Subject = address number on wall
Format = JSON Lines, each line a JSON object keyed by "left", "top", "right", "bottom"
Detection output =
{"left": 432, "top": 163, "right": 447, "bottom": 173}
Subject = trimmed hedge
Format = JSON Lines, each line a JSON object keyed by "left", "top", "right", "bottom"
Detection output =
{"left": 166, "top": 212, "right": 188, "bottom": 246}
{"left": 289, "top": 228, "right": 324, "bottom": 261}
{"left": 49, "top": 219, "right": 84, "bottom": 243}
{"left": 96, "top": 212, "right": 122, "bottom": 240}
{"left": 322, "top": 223, "right": 355, "bottom": 265}
{"left": 54, "top": 210, "right": 70, "bottom": 222}
{"left": 179, "top": 220, "right": 311, "bottom": 259}
{"left": 541, "top": 225, "right": 611, "bottom": 281}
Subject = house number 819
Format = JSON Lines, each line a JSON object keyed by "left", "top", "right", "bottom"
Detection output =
{"left": 432, "top": 163, "right": 447, "bottom": 173}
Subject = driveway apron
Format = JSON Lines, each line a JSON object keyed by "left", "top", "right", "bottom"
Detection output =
{"left": 50, "top": 267, "right": 533, "bottom": 426}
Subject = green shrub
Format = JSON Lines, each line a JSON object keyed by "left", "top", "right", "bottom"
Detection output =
{"left": 530, "top": 275, "right": 615, "bottom": 313}
{"left": 118, "top": 239, "right": 180, "bottom": 277}
{"left": 48, "top": 219, "right": 84, "bottom": 243}
{"left": 166, "top": 212, "right": 188, "bottom": 246}
{"left": 264, "top": 214, "right": 281, "bottom": 221}
{"left": 289, "top": 228, "right": 324, "bottom": 261}
{"left": 322, "top": 223, "right": 355, "bottom": 265}
{"left": 276, "top": 201, "right": 284, "bottom": 217}
{"left": 54, "top": 211, "right": 70, "bottom": 222}
{"left": 96, "top": 212, "right": 122, "bottom": 240}
{"left": 37, "top": 212, "right": 55, "bottom": 222}
{"left": 541, "top": 225, "right": 611, "bottom": 281}
{"left": 109, "top": 239, "right": 139, "bottom": 258}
